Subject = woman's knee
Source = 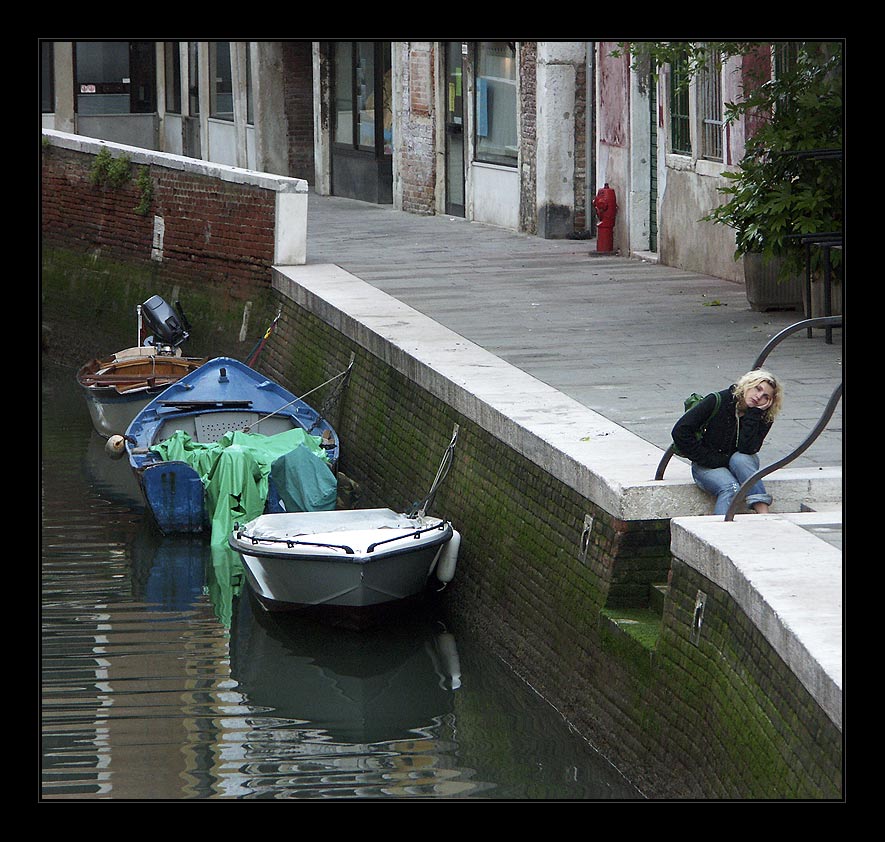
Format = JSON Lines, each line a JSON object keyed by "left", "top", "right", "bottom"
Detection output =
{"left": 729, "top": 451, "right": 759, "bottom": 471}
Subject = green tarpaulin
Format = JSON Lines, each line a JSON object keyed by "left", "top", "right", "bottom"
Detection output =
{"left": 150, "top": 427, "right": 337, "bottom": 544}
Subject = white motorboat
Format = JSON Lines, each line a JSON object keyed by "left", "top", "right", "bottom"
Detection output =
{"left": 229, "top": 426, "right": 461, "bottom": 625}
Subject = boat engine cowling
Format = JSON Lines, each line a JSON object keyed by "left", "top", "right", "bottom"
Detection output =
{"left": 142, "top": 295, "right": 189, "bottom": 350}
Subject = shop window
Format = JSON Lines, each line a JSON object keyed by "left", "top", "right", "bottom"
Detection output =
{"left": 333, "top": 41, "right": 392, "bottom": 155}
{"left": 475, "top": 41, "right": 517, "bottom": 166}
{"left": 164, "top": 42, "right": 182, "bottom": 114}
{"left": 210, "top": 41, "right": 233, "bottom": 120}
{"left": 41, "top": 41, "right": 54, "bottom": 113}
{"left": 246, "top": 42, "right": 254, "bottom": 125}
{"left": 188, "top": 42, "right": 200, "bottom": 116}
{"left": 74, "top": 41, "right": 155, "bottom": 115}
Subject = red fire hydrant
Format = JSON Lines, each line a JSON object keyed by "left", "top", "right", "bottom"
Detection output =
{"left": 592, "top": 183, "right": 617, "bottom": 254}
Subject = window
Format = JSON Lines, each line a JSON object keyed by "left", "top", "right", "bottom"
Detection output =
{"left": 700, "top": 48, "right": 723, "bottom": 161}
{"left": 188, "top": 42, "right": 200, "bottom": 116}
{"left": 74, "top": 41, "right": 155, "bottom": 115}
{"left": 669, "top": 48, "right": 691, "bottom": 155}
{"left": 333, "top": 42, "right": 392, "bottom": 155}
{"left": 164, "top": 42, "right": 181, "bottom": 114}
{"left": 246, "top": 42, "right": 253, "bottom": 125}
{"left": 475, "top": 41, "right": 518, "bottom": 166}
{"left": 210, "top": 41, "right": 233, "bottom": 120}
{"left": 75, "top": 41, "right": 131, "bottom": 115}
{"left": 41, "top": 41, "right": 54, "bottom": 113}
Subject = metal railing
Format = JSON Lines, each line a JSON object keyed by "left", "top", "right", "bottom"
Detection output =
{"left": 655, "top": 315, "right": 843, "bottom": 519}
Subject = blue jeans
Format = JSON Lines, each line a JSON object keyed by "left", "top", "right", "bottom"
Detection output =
{"left": 691, "top": 452, "right": 772, "bottom": 515}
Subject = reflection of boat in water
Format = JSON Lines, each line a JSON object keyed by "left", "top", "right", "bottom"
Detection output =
{"left": 129, "top": 520, "right": 245, "bottom": 626}
{"left": 230, "top": 595, "right": 462, "bottom": 745}
{"left": 129, "top": 521, "right": 212, "bottom": 612}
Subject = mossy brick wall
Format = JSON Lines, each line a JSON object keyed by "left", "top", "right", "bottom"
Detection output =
{"left": 650, "top": 559, "right": 842, "bottom": 798}
{"left": 40, "top": 247, "right": 278, "bottom": 367}
{"left": 41, "top": 144, "right": 276, "bottom": 302}
{"left": 264, "top": 291, "right": 842, "bottom": 800}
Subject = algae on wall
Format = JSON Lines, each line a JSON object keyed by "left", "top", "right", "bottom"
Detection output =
{"left": 41, "top": 247, "right": 279, "bottom": 367}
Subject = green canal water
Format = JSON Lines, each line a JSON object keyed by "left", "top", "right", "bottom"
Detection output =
{"left": 40, "top": 361, "right": 642, "bottom": 801}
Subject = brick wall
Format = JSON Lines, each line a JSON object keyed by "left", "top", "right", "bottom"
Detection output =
{"left": 282, "top": 41, "right": 315, "bottom": 183}
{"left": 41, "top": 142, "right": 276, "bottom": 302}
{"left": 397, "top": 43, "right": 437, "bottom": 216}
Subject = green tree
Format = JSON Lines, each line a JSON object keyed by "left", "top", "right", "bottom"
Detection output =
{"left": 622, "top": 41, "right": 843, "bottom": 280}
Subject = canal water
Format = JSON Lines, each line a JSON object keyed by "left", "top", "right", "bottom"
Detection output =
{"left": 41, "top": 362, "right": 642, "bottom": 801}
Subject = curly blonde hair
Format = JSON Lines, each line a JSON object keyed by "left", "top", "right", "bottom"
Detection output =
{"left": 734, "top": 369, "right": 783, "bottom": 422}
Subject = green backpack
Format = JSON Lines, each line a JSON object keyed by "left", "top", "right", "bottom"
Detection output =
{"left": 675, "top": 391, "right": 722, "bottom": 455}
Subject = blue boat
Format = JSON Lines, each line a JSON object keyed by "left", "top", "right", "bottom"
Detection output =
{"left": 123, "top": 357, "right": 343, "bottom": 537}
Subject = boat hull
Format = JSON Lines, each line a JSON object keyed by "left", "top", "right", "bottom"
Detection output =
{"left": 78, "top": 348, "right": 205, "bottom": 438}
{"left": 83, "top": 389, "right": 156, "bottom": 440}
{"left": 229, "top": 509, "right": 455, "bottom": 622}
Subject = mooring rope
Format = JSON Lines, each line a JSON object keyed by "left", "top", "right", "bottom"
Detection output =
{"left": 243, "top": 353, "right": 355, "bottom": 434}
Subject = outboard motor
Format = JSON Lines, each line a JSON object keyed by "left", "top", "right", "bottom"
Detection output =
{"left": 141, "top": 295, "right": 190, "bottom": 352}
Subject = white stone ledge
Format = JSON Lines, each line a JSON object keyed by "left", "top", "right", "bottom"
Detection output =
{"left": 671, "top": 513, "right": 842, "bottom": 731}
{"left": 273, "top": 264, "right": 841, "bottom": 521}
{"left": 43, "top": 129, "right": 308, "bottom": 265}
{"left": 42, "top": 129, "right": 308, "bottom": 193}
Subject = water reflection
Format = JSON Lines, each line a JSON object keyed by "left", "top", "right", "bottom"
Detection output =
{"left": 232, "top": 600, "right": 461, "bottom": 744}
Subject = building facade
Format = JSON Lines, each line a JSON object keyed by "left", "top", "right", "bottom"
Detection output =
{"left": 42, "top": 39, "right": 784, "bottom": 284}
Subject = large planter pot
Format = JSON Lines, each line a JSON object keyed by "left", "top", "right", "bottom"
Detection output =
{"left": 806, "top": 276, "right": 843, "bottom": 318}
{"left": 743, "top": 253, "right": 804, "bottom": 312}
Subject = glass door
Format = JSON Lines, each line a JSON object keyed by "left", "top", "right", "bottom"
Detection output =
{"left": 444, "top": 42, "right": 466, "bottom": 217}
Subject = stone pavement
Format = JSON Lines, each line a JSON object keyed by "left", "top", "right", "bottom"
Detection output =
{"left": 304, "top": 192, "right": 843, "bottom": 473}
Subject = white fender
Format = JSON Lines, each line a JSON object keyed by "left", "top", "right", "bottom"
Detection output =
{"left": 435, "top": 529, "right": 460, "bottom": 583}
{"left": 105, "top": 434, "right": 127, "bottom": 460}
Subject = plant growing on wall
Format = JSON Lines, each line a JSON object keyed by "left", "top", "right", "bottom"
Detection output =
{"left": 90, "top": 147, "right": 132, "bottom": 189}
{"left": 620, "top": 41, "right": 843, "bottom": 281}
{"left": 89, "top": 149, "right": 155, "bottom": 217}
{"left": 134, "top": 166, "right": 154, "bottom": 216}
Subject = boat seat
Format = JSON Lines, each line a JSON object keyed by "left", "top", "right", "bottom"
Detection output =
{"left": 194, "top": 411, "right": 261, "bottom": 443}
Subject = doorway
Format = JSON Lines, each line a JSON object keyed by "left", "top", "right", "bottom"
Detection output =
{"left": 330, "top": 41, "right": 393, "bottom": 204}
{"left": 443, "top": 42, "right": 466, "bottom": 217}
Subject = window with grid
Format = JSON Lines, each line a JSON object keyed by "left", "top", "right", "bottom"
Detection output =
{"left": 669, "top": 49, "right": 691, "bottom": 155}
{"left": 700, "top": 48, "right": 723, "bottom": 161}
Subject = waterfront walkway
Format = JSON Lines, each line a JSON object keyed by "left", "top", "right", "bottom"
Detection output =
{"left": 304, "top": 193, "right": 842, "bottom": 473}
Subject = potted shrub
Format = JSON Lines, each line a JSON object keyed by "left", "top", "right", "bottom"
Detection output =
{"left": 704, "top": 42, "right": 843, "bottom": 313}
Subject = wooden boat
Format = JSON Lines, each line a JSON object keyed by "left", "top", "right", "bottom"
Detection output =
{"left": 78, "top": 347, "right": 205, "bottom": 438}
{"left": 228, "top": 426, "right": 461, "bottom": 626}
{"left": 77, "top": 295, "right": 204, "bottom": 438}
{"left": 122, "top": 356, "right": 346, "bottom": 537}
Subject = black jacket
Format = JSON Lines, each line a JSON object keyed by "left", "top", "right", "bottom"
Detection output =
{"left": 671, "top": 387, "right": 772, "bottom": 469}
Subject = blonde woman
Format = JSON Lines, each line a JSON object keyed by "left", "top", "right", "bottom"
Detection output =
{"left": 672, "top": 370, "right": 783, "bottom": 515}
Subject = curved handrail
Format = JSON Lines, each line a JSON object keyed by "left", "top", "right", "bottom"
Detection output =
{"left": 751, "top": 316, "right": 842, "bottom": 370}
{"left": 724, "top": 381, "right": 843, "bottom": 521}
{"left": 655, "top": 315, "right": 843, "bottom": 482}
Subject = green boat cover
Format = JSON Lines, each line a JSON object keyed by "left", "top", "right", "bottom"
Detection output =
{"left": 150, "top": 427, "right": 337, "bottom": 544}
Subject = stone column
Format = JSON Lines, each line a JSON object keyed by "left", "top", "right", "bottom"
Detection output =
{"left": 535, "top": 42, "right": 585, "bottom": 238}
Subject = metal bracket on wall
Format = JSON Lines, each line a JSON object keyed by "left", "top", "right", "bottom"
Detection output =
{"left": 691, "top": 590, "right": 707, "bottom": 646}
{"left": 579, "top": 514, "right": 594, "bottom": 564}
